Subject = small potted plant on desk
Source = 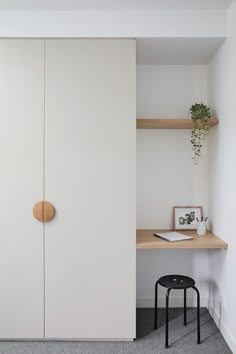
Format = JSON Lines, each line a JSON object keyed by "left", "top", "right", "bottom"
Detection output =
{"left": 190, "top": 102, "right": 211, "bottom": 164}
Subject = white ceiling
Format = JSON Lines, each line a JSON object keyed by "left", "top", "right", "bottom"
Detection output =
{"left": 0, "top": 0, "right": 228, "bottom": 64}
{"left": 0, "top": 0, "right": 232, "bottom": 11}
{"left": 136, "top": 38, "right": 225, "bottom": 64}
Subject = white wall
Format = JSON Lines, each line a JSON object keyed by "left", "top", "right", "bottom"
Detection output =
{"left": 136, "top": 65, "right": 210, "bottom": 306}
{"left": 0, "top": 10, "right": 227, "bottom": 38}
{"left": 208, "top": 2, "right": 236, "bottom": 352}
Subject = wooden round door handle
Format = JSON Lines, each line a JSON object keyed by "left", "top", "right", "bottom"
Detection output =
{"left": 33, "top": 201, "right": 55, "bottom": 222}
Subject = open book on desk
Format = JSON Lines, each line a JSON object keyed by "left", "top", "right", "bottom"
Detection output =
{"left": 153, "top": 231, "right": 194, "bottom": 242}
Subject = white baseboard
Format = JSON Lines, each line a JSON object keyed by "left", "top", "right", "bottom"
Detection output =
{"left": 0, "top": 338, "right": 134, "bottom": 342}
{"left": 136, "top": 296, "right": 209, "bottom": 308}
{"left": 208, "top": 305, "right": 236, "bottom": 354}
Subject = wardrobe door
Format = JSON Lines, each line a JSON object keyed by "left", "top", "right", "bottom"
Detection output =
{"left": 0, "top": 40, "right": 44, "bottom": 338}
{"left": 45, "top": 39, "right": 136, "bottom": 339}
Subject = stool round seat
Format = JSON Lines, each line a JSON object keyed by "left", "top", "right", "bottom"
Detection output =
{"left": 158, "top": 274, "right": 195, "bottom": 289}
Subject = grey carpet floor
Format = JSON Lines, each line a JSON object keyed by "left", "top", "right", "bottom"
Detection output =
{"left": 0, "top": 308, "right": 231, "bottom": 354}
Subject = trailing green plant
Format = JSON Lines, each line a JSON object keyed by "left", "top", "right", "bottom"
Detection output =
{"left": 190, "top": 102, "right": 212, "bottom": 164}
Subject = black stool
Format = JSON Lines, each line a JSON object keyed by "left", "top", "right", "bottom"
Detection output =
{"left": 154, "top": 274, "right": 200, "bottom": 348}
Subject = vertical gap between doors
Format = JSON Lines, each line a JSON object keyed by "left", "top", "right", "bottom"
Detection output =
{"left": 43, "top": 39, "right": 46, "bottom": 339}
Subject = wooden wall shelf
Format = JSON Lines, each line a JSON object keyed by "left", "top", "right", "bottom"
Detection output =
{"left": 136, "top": 229, "right": 228, "bottom": 249}
{"left": 136, "top": 118, "right": 219, "bottom": 129}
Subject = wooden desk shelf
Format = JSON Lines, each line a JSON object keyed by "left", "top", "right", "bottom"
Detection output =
{"left": 136, "top": 118, "right": 219, "bottom": 129}
{"left": 136, "top": 229, "right": 228, "bottom": 249}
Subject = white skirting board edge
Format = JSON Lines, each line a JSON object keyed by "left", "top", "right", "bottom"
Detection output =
{"left": 136, "top": 296, "right": 209, "bottom": 308}
{"left": 0, "top": 339, "right": 134, "bottom": 342}
{"left": 208, "top": 305, "right": 236, "bottom": 354}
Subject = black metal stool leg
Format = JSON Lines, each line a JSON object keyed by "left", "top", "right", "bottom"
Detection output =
{"left": 154, "top": 281, "right": 159, "bottom": 330}
{"left": 184, "top": 288, "right": 187, "bottom": 325}
{"left": 192, "top": 285, "right": 201, "bottom": 344}
{"left": 165, "top": 288, "right": 171, "bottom": 348}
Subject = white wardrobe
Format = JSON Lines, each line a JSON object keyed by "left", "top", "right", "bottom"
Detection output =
{"left": 0, "top": 39, "right": 136, "bottom": 339}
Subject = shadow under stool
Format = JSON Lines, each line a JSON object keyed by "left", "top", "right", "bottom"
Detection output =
{"left": 154, "top": 274, "right": 200, "bottom": 348}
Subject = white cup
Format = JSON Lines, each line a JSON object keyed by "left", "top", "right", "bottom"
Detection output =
{"left": 197, "top": 221, "right": 207, "bottom": 236}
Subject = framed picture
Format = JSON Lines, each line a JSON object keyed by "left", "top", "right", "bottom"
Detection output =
{"left": 173, "top": 206, "right": 202, "bottom": 230}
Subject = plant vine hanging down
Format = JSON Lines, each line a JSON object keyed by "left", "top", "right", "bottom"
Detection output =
{"left": 190, "top": 102, "right": 212, "bottom": 164}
